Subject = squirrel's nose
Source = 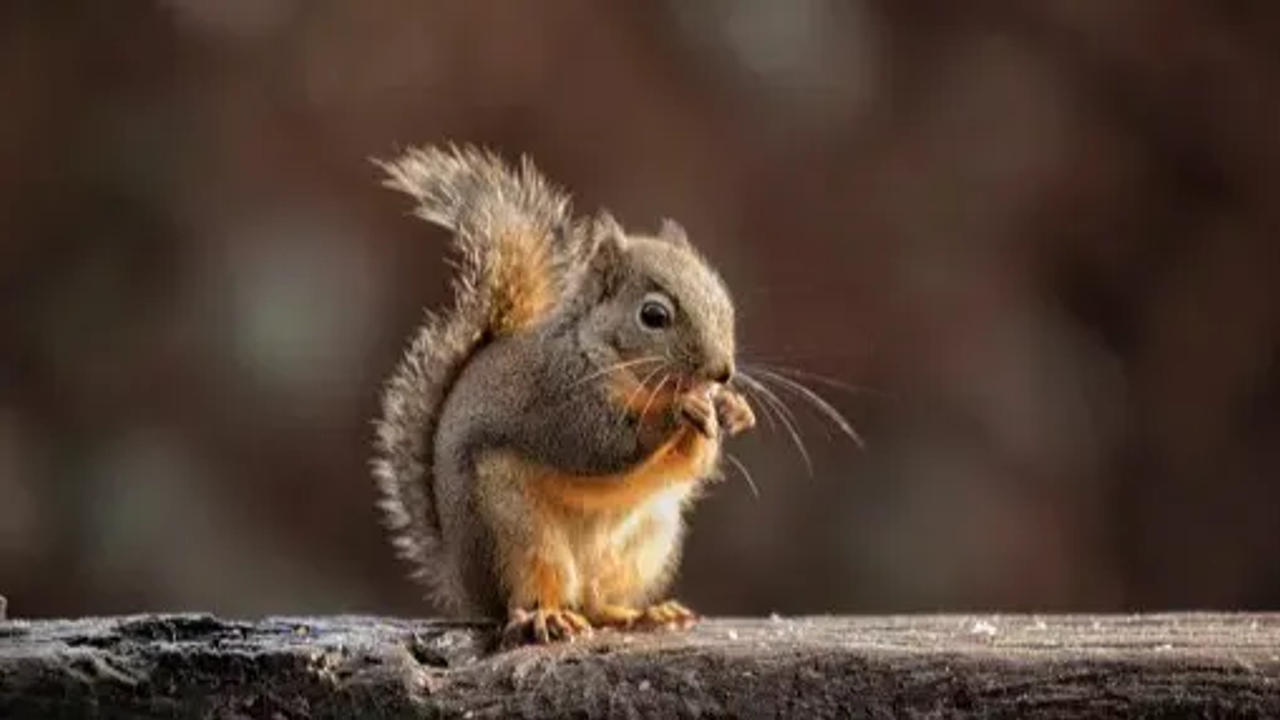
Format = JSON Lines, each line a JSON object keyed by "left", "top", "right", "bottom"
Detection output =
{"left": 708, "top": 363, "right": 734, "bottom": 385}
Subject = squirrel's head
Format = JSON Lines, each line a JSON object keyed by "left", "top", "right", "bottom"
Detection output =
{"left": 575, "top": 214, "right": 736, "bottom": 389}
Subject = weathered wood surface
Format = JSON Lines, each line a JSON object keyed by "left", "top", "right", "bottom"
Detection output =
{"left": 1, "top": 613, "right": 1278, "bottom": 718}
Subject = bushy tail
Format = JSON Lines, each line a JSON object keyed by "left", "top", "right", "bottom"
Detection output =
{"left": 371, "top": 145, "right": 575, "bottom": 607}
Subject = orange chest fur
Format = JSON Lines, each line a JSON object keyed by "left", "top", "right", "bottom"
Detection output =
{"left": 530, "top": 426, "right": 716, "bottom": 512}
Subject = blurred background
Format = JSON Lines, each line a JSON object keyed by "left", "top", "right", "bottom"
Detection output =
{"left": 4, "top": 1, "right": 1279, "bottom": 619}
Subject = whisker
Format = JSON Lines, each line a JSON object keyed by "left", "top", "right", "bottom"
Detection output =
{"left": 724, "top": 452, "right": 760, "bottom": 499}
{"left": 732, "top": 375, "right": 777, "bottom": 433}
{"left": 754, "top": 368, "right": 864, "bottom": 448}
{"left": 740, "top": 371, "right": 804, "bottom": 438}
{"left": 639, "top": 374, "right": 672, "bottom": 427}
{"left": 571, "top": 355, "right": 665, "bottom": 389}
{"left": 750, "top": 372, "right": 835, "bottom": 443}
{"left": 752, "top": 362, "right": 884, "bottom": 399}
{"left": 737, "top": 371, "right": 813, "bottom": 476}
{"left": 739, "top": 371, "right": 801, "bottom": 431}
{"left": 619, "top": 363, "right": 669, "bottom": 424}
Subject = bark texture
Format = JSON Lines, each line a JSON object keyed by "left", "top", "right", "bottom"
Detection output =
{"left": 1, "top": 613, "right": 1278, "bottom": 718}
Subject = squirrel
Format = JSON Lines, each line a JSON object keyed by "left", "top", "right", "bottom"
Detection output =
{"left": 372, "top": 145, "right": 755, "bottom": 644}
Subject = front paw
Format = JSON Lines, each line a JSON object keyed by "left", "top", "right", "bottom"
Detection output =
{"left": 716, "top": 389, "right": 756, "bottom": 437}
{"left": 679, "top": 390, "right": 719, "bottom": 439}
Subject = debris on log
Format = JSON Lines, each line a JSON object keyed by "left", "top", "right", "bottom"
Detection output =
{"left": 1, "top": 613, "right": 1278, "bottom": 718}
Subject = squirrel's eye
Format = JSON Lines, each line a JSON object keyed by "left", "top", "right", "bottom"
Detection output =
{"left": 638, "top": 298, "right": 673, "bottom": 330}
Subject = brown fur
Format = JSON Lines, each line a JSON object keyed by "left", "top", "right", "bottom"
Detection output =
{"left": 488, "top": 227, "right": 556, "bottom": 334}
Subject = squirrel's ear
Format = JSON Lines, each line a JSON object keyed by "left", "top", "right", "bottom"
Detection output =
{"left": 658, "top": 218, "right": 692, "bottom": 249}
{"left": 587, "top": 211, "right": 628, "bottom": 294}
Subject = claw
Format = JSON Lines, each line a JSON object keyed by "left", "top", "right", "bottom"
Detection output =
{"left": 503, "top": 607, "right": 594, "bottom": 646}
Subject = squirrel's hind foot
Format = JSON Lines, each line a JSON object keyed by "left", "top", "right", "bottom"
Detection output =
{"left": 587, "top": 600, "right": 699, "bottom": 631}
{"left": 585, "top": 603, "right": 643, "bottom": 628}
{"left": 503, "top": 607, "right": 594, "bottom": 645}
{"left": 639, "top": 599, "right": 699, "bottom": 630}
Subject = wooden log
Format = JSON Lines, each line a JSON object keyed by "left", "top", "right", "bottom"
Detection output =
{"left": 1, "top": 613, "right": 1278, "bottom": 718}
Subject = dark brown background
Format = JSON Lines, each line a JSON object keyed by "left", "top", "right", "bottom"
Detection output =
{"left": 3, "top": 1, "right": 1279, "bottom": 619}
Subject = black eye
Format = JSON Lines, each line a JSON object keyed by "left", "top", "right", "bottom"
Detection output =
{"left": 638, "top": 298, "right": 673, "bottom": 330}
